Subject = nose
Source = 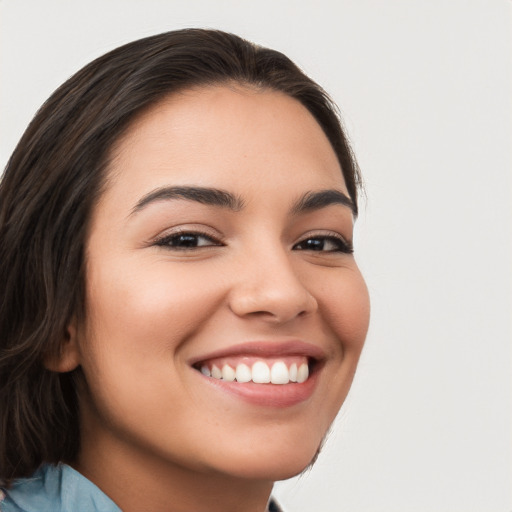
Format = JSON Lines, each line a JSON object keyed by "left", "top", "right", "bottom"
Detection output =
{"left": 228, "top": 247, "right": 318, "bottom": 324}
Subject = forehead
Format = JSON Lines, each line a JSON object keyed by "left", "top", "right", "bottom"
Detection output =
{"left": 102, "top": 85, "right": 347, "bottom": 206}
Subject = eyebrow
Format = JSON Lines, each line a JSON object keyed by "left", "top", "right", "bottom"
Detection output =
{"left": 130, "top": 185, "right": 355, "bottom": 217}
{"left": 131, "top": 186, "right": 245, "bottom": 215}
{"left": 291, "top": 189, "right": 356, "bottom": 216}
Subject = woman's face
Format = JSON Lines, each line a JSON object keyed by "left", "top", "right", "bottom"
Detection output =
{"left": 75, "top": 85, "right": 370, "bottom": 482}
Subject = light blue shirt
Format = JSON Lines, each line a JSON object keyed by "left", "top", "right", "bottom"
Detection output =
{"left": 0, "top": 464, "right": 283, "bottom": 512}
{"left": 0, "top": 464, "right": 121, "bottom": 512}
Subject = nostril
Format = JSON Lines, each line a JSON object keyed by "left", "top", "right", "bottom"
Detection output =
{"left": 228, "top": 289, "right": 317, "bottom": 324}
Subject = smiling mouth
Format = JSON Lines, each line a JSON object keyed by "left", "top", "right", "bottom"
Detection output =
{"left": 194, "top": 357, "right": 313, "bottom": 385}
{"left": 190, "top": 342, "right": 325, "bottom": 406}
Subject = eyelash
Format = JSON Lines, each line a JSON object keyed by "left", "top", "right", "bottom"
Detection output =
{"left": 293, "top": 233, "right": 353, "bottom": 254}
{"left": 154, "top": 230, "right": 353, "bottom": 254}
{"left": 154, "top": 229, "right": 223, "bottom": 250}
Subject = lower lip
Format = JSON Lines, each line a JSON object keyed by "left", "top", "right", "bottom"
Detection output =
{"left": 197, "top": 370, "right": 319, "bottom": 408}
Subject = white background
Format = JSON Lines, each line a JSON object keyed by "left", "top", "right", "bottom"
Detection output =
{"left": 1, "top": 1, "right": 510, "bottom": 511}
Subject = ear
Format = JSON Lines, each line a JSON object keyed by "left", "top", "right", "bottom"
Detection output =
{"left": 44, "top": 319, "right": 81, "bottom": 373}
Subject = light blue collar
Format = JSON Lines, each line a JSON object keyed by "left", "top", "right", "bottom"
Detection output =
{"left": 1, "top": 463, "right": 283, "bottom": 512}
{"left": 0, "top": 463, "right": 121, "bottom": 512}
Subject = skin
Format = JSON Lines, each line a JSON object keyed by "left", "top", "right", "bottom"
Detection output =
{"left": 57, "top": 85, "right": 370, "bottom": 512}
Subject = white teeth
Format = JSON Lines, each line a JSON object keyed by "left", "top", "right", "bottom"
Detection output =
{"left": 252, "top": 361, "right": 271, "bottom": 383}
{"left": 201, "top": 360, "right": 310, "bottom": 384}
{"left": 297, "top": 363, "right": 309, "bottom": 383}
{"left": 222, "top": 364, "right": 236, "bottom": 381}
{"left": 235, "top": 363, "right": 252, "bottom": 383}
{"left": 289, "top": 363, "right": 298, "bottom": 382}
{"left": 270, "top": 361, "right": 289, "bottom": 384}
{"left": 211, "top": 365, "right": 222, "bottom": 379}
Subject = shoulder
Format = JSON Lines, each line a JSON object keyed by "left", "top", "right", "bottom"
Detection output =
{"left": 0, "top": 464, "right": 121, "bottom": 512}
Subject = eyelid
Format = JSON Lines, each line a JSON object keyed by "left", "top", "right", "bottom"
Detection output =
{"left": 152, "top": 225, "right": 225, "bottom": 248}
{"left": 294, "top": 230, "right": 354, "bottom": 253}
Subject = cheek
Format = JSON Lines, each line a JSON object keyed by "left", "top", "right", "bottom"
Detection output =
{"left": 316, "top": 267, "right": 370, "bottom": 352}
{"left": 314, "top": 267, "right": 370, "bottom": 417}
{"left": 78, "top": 262, "right": 231, "bottom": 446}
{"left": 84, "top": 260, "right": 228, "bottom": 354}
{"left": 306, "top": 266, "right": 370, "bottom": 417}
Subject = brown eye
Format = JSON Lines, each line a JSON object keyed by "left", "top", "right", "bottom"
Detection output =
{"left": 293, "top": 236, "right": 353, "bottom": 254}
{"left": 155, "top": 232, "right": 222, "bottom": 250}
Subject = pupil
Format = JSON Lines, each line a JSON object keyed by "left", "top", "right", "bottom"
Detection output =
{"left": 306, "top": 239, "right": 323, "bottom": 250}
{"left": 175, "top": 235, "right": 197, "bottom": 247}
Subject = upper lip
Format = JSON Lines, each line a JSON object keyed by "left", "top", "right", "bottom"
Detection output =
{"left": 189, "top": 340, "right": 326, "bottom": 366}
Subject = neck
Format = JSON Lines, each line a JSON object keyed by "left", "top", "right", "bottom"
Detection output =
{"left": 74, "top": 427, "right": 274, "bottom": 512}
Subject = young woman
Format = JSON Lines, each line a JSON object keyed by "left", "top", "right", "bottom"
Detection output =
{"left": 0, "top": 29, "right": 370, "bottom": 512}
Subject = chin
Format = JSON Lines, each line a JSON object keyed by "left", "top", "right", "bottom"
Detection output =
{"left": 210, "top": 438, "right": 324, "bottom": 482}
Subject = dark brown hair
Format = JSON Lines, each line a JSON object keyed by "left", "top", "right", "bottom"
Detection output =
{"left": 0, "top": 28, "right": 361, "bottom": 482}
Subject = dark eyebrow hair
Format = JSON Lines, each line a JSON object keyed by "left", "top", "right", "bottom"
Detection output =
{"left": 130, "top": 186, "right": 245, "bottom": 215}
{"left": 291, "top": 189, "right": 356, "bottom": 216}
